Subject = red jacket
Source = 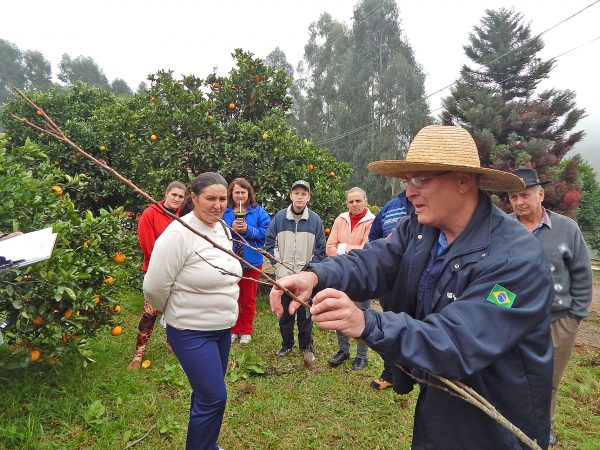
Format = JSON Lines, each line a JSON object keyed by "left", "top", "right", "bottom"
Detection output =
{"left": 138, "top": 201, "right": 180, "bottom": 272}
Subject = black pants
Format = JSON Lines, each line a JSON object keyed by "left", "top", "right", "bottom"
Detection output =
{"left": 279, "top": 294, "right": 313, "bottom": 350}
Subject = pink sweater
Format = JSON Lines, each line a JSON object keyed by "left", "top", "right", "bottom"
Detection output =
{"left": 326, "top": 209, "right": 375, "bottom": 256}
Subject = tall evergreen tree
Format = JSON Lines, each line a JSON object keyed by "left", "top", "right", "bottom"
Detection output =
{"left": 296, "top": 0, "right": 431, "bottom": 204}
{"left": 58, "top": 54, "right": 111, "bottom": 89}
{"left": 22, "top": 50, "right": 53, "bottom": 92}
{"left": 441, "top": 8, "right": 586, "bottom": 215}
{"left": 0, "top": 39, "right": 26, "bottom": 105}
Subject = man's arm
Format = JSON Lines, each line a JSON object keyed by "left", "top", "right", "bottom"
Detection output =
{"left": 310, "top": 217, "right": 327, "bottom": 263}
{"left": 359, "top": 255, "right": 553, "bottom": 379}
{"left": 567, "top": 224, "right": 593, "bottom": 319}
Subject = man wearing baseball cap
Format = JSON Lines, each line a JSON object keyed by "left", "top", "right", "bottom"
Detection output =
{"left": 265, "top": 179, "right": 326, "bottom": 368}
{"left": 509, "top": 167, "right": 592, "bottom": 446}
{"left": 270, "top": 125, "right": 554, "bottom": 448}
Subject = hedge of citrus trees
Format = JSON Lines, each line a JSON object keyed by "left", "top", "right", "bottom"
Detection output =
{"left": 1, "top": 49, "right": 351, "bottom": 227}
{"left": 0, "top": 137, "right": 138, "bottom": 368}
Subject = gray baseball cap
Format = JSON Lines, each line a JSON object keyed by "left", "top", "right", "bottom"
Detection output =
{"left": 291, "top": 180, "right": 311, "bottom": 192}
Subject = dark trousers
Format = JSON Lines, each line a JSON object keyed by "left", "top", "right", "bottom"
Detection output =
{"left": 166, "top": 326, "right": 230, "bottom": 450}
{"left": 279, "top": 294, "right": 313, "bottom": 350}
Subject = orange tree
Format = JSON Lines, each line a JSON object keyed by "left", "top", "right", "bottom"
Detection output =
{"left": 0, "top": 137, "right": 137, "bottom": 368}
{"left": 1, "top": 49, "right": 351, "bottom": 227}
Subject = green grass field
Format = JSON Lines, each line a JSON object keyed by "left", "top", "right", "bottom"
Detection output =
{"left": 1, "top": 289, "right": 599, "bottom": 449}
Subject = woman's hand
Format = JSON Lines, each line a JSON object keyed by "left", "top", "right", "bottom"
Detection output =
{"left": 232, "top": 219, "right": 247, "bottom": 234}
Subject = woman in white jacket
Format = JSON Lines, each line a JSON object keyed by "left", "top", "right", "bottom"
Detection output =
{"left": 144, "top": 172, "right": 241, "bottom": 450}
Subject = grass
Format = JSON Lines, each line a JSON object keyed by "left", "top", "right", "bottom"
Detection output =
{"left": 1, "top": 289, "right": 599, "bottom": 449}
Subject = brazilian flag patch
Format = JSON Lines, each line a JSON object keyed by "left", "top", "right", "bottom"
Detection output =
{"left": 486, "top": 284, "right": 516, "bottom": 308}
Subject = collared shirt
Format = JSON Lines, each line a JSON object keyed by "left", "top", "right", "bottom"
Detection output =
{"left": 416, "top": 231, "right": 450, "bottom": 318}
{"left": 531, "top": 207, "right": 552, "bottom": 238}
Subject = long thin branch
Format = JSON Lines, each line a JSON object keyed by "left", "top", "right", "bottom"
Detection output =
{"left": 194, "top": 251, "right": 273, "bottom": 286}
{"left": 10, "top": 87, "right": 309, "bottom": 309}
{"left": 396, "top": 366, "right": 542, "bottom": 450}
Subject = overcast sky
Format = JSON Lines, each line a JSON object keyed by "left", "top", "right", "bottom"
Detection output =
{"left": 2, "top": 0, "right": 599, "bottom": 167}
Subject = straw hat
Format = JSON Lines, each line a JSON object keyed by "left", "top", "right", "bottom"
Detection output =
{"left": 367, "top": 125, "right": 525, "bottom": 192}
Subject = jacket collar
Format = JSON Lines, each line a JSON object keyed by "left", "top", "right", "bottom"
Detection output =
{"left": 340, "top": 209, "right": 375, "bottom": 225}
{"left": 445, "top": 191, "right": 493, "bottom": 259}
{"left": 286, "top": 205, "right": 310, "bottom": 221}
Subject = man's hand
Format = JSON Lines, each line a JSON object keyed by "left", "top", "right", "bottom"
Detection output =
{"left": 310, "top": 288, "right": 366, "bottom": 338}
{"left": 269, "top": 271, "right": 318, "bottom": 317}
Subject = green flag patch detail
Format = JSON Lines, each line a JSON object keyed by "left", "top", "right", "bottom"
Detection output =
{"left": 486, "top": 284, "right": 516, "bottom": 308}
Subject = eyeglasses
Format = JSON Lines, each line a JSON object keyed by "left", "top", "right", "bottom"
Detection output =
{"left": 402, "top": 171, "right": 451, "bottom": 188}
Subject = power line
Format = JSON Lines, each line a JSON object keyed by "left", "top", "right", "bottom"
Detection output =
{"left": 323, "top": 32, "right": 600, "bottom": 152}
{"left": 313, "top": 0, "right": 600, "bottom": 148}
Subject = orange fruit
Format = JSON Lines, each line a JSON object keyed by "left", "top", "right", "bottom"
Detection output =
{"left": 110, "top": 325, "right": 122, "bottom": 336}
{"left": 329, "top": 171, "right": 335, "bottom": 177}
{"left": 64, "top": 309, "right": 72, "bottom": 319}
{"left": 307, "top": 164, "right": 314, "bottom": 171}
{"left": 32, "top": 316, "right": 44, "bottom": 326}
{"left": 228, "top": 103, "right": 236, "bottom": 111}
{"left": 74, "top": 152, "right": 81, "bottom": 158}
{"left": 141, "top": 360, "right": 152, "bottom": 369}
{"left": 48, "top": 358, "right": 58, "bottom": 366}
{"left": 99, "top": 145, "right": 107, "bottom": 151}
{"left": 95, "top": 295, "right": 101, "bottom": 304}
{"left": 36, "top": 110, "right": 43, "bottom": 116}
{"left": 30, "top": 349, "right": 41, "bottom": 362}
{"left": 60, "top": 335, "right": 69, "bottom": 344}
{"left": 104, "top": 275, "right": 114, "bottom": 285}
{"left": 51, "top": 185, "right": 63, "bottom": 196}
{"left": 254, "top": 75, "right": 261, "bottom": 83}
{"left": 325, "top": 228, "right": 331, "bottom": 233}
{"left": 114, "top": 305, "right": 121, "bottom": 313}
{"left": 151, "top": 96, "right": 157, "bottom": 103}
{"left": 83, "top": 240, "right": 90, "bottom": 248}
{"left": 207, "top": 115, "right": 214, "bottom": 122}
{"left": 39, "top": 132, "right": 45, "bottom": 138}
{"left": 261, "top": 132, "right": 268, "bottom": 141}
{"left": 150, "top": 134, "right": 158, "bottom": 141}
{"left": 212, "top": 82, "right": 220, "bottom": 89}
{"left": 112, "top": 252, "right": 126, "bottom": 264}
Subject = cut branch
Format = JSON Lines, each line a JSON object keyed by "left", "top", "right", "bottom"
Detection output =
{"left": 10, "top": 86, "right": 309, "bottom": 309}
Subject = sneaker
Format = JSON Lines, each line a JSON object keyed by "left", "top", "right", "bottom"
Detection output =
{"left": 370, "top": 378, "right": 393, "bottom": 390}
{"left": 127, "top": 357, "right": 142, "bottom": 370}
{"left": 352, "top": 357, "right": 368, "bottom": 370}
{"left": 231, "top": 333, "right": 239, "bottom": 343}
{"left": 549, "top": 429, "right": 557, "bottom": 446}
{"left": 239, "top": 334, "right": 252, "bottom": 345}
{"left": 328, "top": 350, "right": 350, "bottom": 367}
{"left": 302, "top": 349, "right": 316, "bottom": 368}
{"left": 276, "top": 346, "right": 292, "bottom": 357}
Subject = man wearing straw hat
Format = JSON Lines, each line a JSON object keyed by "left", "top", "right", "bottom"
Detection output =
{"left": 508, "top": 168, "right": 592, "bottom": 446}
{"left": 270, "top": 125, "right": 554, "bottom": 449}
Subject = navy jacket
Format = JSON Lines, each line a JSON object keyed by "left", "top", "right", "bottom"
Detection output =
{"left": 223, "top": 205, "right": 271, "bottom": 268}
{"left": 309, "top": 192, "right": 553, "bottom": 449}
{"left": 368, "top": 192, "right": 411, "bottom": 241}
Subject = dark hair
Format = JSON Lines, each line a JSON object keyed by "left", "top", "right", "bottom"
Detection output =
{"left": 165, "top": 181, "right": 186, "bottom": 195}
{"left": 227, "top": 178, "right": 257, "bottom": 208}
{"left": 190, "top": 172, "right": 228, "bottom": 195}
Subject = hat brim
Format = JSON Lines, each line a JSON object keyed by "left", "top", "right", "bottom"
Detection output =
{"left": 524, "top": 180, "right": 551, "bottom": 188}
{"left": 367, "top": 161, "right": 525, "bottom": 192}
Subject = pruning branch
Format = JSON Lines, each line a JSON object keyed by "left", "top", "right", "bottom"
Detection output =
{"left": 10, "top": 87, "right": 309, "bottom": 309}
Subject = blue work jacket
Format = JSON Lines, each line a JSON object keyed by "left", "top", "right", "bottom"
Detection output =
{"left": 309, "top": 192, "right": 553, "bottom": 450}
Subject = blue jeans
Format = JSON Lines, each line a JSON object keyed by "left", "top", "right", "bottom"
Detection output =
{"left": 166, "top": 326, "right": 231, "bottom": 450}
